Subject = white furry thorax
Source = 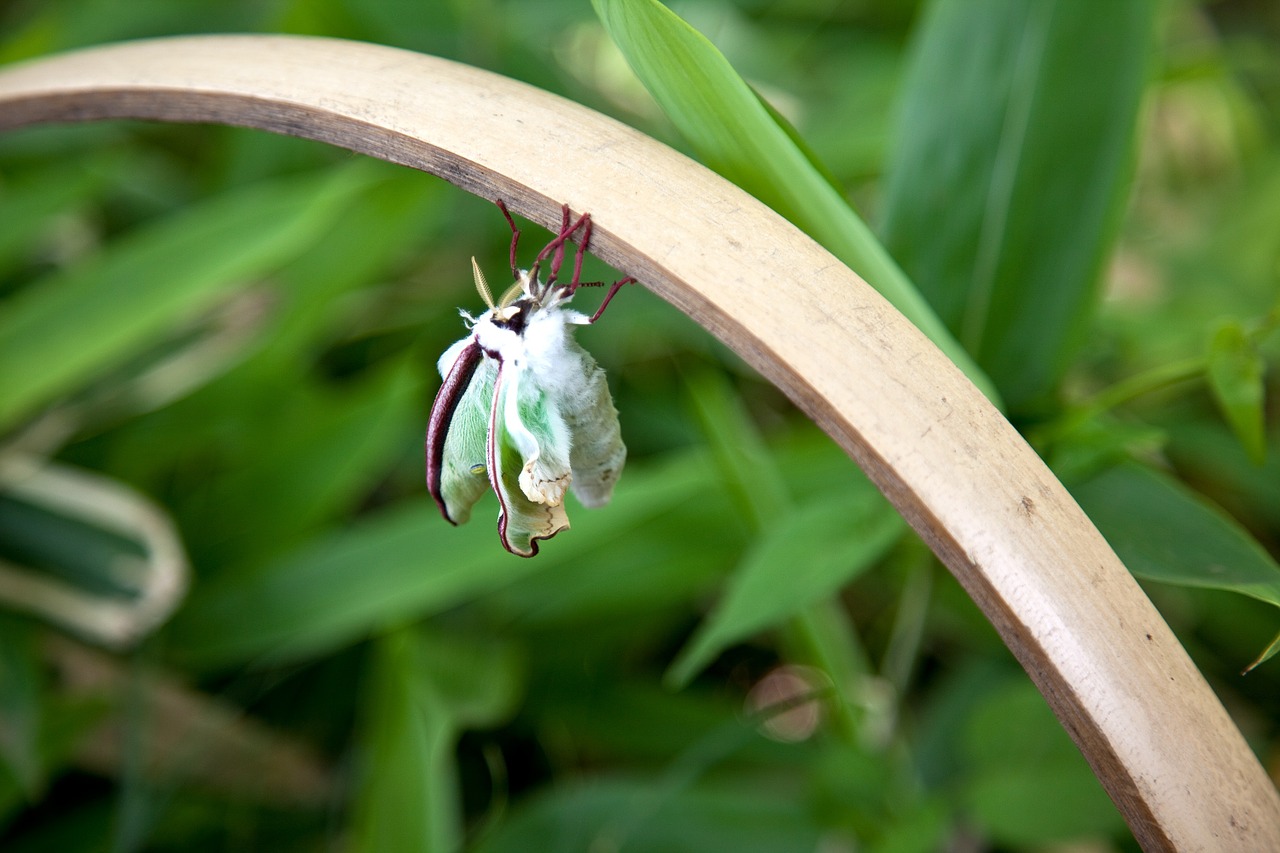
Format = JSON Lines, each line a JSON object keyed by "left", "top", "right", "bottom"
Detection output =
{"left": 468, "top": 270, "right": 589, "bottom": 374}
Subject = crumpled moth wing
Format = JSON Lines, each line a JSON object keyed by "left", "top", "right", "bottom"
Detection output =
{"left": 503, "top": 367, "right": 573, "bottom": 507}
{"left": 558, "top": 340, "right": 626, "bottom": 508}
{"left": 426, "top": 339, "right": 493, "bottom": 525}
{"left": 489, "top": 364, "right": 570, "bottom": 557}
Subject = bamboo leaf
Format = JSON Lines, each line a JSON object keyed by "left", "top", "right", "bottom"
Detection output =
{"left": 666, "top": 488, "right": 903, "bottom": 688}
{"left": 1244, "top": 630, "right": 1280, "bottom": 674}
{"left": 170, "top": 452, "right": 715, "bottom": 668}
{"left": 1206, "top": 321, "right": 1267, "bottom": 465}
{"left": 1072, "top": 461, "right": 1280, "bottom": 613}
{"left": 351, "top": 628, "right": 456, "bottom": 853}
{"left": 592, "top": 0, "right": 999, "bottom": 405}
{"left": 0, "top": 164, "right": 375, "bottom": 430}
{"left": 879, "top": 0, "right": 1155, "bottom": 413}
{"left": 0, "top": 616, "right": 42, "bottom": 798}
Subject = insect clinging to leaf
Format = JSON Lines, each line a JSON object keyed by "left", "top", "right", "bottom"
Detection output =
{"left": 425, "top": 200, "right": 635, "bottom": 557}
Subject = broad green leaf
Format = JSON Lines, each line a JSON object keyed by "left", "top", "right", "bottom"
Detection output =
{"left": 960, "top": 680, "right": 1126, "bottom": 845}
{"left": 0, "top": 158, "right": 111, "bottom": 277}
{"left": 474, "top": 777, "right": 824, "bottom": 853}
{"left": 485, "top": 488, "right": 736, "bottom": 630}
{"left": 351, "top": 627, "right": 520, "bottom": 853}
{"left": 679, "top": 367, "right": 888, "bottom": 717}
{"left": 171, "top": 452, "right": 715, "bottom": 668}
{"left": 0, "top": 163, "right": 375, "bottom": 431}
{"left": 209, "top": 169, "right": 445, "bottom": 375}
{"left": 0, "top": 616, "right": 41, "bottom": 799}
{"left": 1041, "top": 415, "right": 1167, "bottom": 486}
{"left": 170, "top": 498, "right": 521, "bottom": 669}
{"left": 1206, "top": 321, "right": 1267, "bottom": 465}
{"left": 864, "top": 799, "right": 950, "bottom": 853}
{"left": 416, "top": 629, "right": 524, "bottom": 729}
{"left": 351, "top": 627, "right": 457, "bottom": 853}
{"left": 0, "top": 487, "right": 148, "bottom": 600}
{"left": 592, "top": 0, "right": 1000, "bottom": 405}
{"left": 1072, "top": 461, "right": 1280, "bottom": 610}
{"left": 1166, "top": 422, "right": 1280, "bottom": 533}
{"left": 0, "top": 676, "right": 106, "bottom": 832}
{"left": 351, "top": 628, "right": 523, "bottom": 853}
{"left": 683, "top": 367, "right": 789, "bottom": 528}
{"left": 879, "top": 0, "right": 1154, "bottom": 413}
{"left": 666, "top": 487, "right": 904, "bottom": 688}
{"left": 182, "top": 359, "right": 423, "bottom": 569}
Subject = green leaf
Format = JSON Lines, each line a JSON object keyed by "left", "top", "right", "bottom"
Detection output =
{"left": 879, "top": 0, "right": 1154, "bottom": 413}
{"left": 350, "top": 625, "right": 521, "bottom": 853}
{"left": 1166, "top": 422, "right": 1280, "bottom": 533}
{"left": 678, "top": 367, "right": 889, "bottom": 725}
{"left": 1206, "top": 321, "right": 1267, "bottom": 465}
{"left": 960, "top": 681, "right": 1125, "bottom": 845}
{"left": 0, "top": 483, "right": 148, "bottom": 601}
{"left": 0, "top": 157, "right": 111, "bottom": 277}
{"left": 474, "top": 777, "right": 823, "bottom": 853}
{"left": 0, "top": 163, "right": 375, "bottom": 431}
{"left": 1072, "top": 461, "right": 1280, "bottom": 610}
{"left": 666, "top": 487, "right": 904, "bottom": 688}
{"left": 171, "top": 452, "right": 715, "bottom": 668}
{"left": 0, "top": 616, "right": 42, "bottom": 799}
{"left": 592, "top": 0, "right": 1000, "bottom": 405}
{"left": 683, "top": 368, "right": 789, "bottom": 529}
{"left": 350, "top": 627, "right": 457, "bottom": 853}
{"left": 185, "top": 359, "right": 423, "bottom": 568}
{"left": 416, "top": 629, "right": 524, "bottom": 729}
{"left": 1244, "top": 630, "right": 1280, "bottom": 674}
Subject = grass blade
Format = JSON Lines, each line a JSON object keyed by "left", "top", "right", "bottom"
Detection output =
{"left": 879, "top": 0, "right": 1154, "bottom": 412}
{"left": 592, "top": 0, "right": 1000, "bottom": 405}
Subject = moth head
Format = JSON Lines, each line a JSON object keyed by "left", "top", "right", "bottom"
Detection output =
{"left": 493, "top": 278, "right": 526, "bottom": 325}
{"left": 473, "top": 256, "right": 527, "bottom": 325}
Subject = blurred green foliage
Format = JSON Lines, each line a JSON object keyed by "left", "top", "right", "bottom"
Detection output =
{"left": 1, "top": 0, "right": 1279, "bottom": 851}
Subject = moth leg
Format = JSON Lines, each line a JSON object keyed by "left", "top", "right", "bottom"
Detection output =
{"left": 531, "top": 206, "right": 591, "bottom": 289}
{"left": 547, "top": 204, "right": 571, "bottom": 287}
{"left": 568, "top": 215, "right": 591, "bottom": 292}
{"left": 587, "top": 276, "right": 636, "bottom": 324}
{"left": 561, "top": 212, "right": 633, "bottom": 320}
{"left": 495, "top": 199, "right": 521, "bottom": 279}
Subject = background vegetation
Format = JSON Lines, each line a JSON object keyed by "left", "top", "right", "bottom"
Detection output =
{"left": 1, "top": 0, "right": 1279, "bottom": 850}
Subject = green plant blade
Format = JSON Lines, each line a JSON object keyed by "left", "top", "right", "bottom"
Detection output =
{"left": 474, "top": 777, "right": 824, "bottom": 853}
{"left": 1244, "top": 630, "right": 1280, "bottom": 673}
{"left": 1072, "top": 461, "right": 1280, "bottom": 611}
{"left": 592, "top": 0, "right": 1000, "bottom": 405}
{"left": 879, "top": 0, "right": 1154, "bottom": 413}
{"left": 666, "top": 487, "right": 904, "bottom": 688}
{"left": 1206, "top": 321, "right": 1267, "bottom": 465}
{"left": 0, "top": 158, "right": 111, "bottom": 277}
{"left": 960, "top": 679, "right": 1127, "bottom": 845}
{"left": 0, "top": 616, "right": 42, "bottom": 799}
{"left": 350, "top": 626, "right": 521, "bottom": 853}
{"left": 170, "top": 452, "right": 714, "bottom": 668}
{"left": 183, "top": 360, "right": 422, "bottom": 569}
{"left": 351, "top": 627, "right": 457, "bottom": 853}
{"left": 683, "top": 367, "right": 789, "bottom": 529}
{"left": 0, "top": 163, "right": 374, "bottom": 431}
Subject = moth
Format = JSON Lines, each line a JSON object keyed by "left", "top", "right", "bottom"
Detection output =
{"left": 425, "top": 201, "right": 633, "bottom": 557}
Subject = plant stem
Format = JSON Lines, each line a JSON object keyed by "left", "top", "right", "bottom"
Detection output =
{"left": 1040, "top": 355, "right": 1206, "bottom": 448}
